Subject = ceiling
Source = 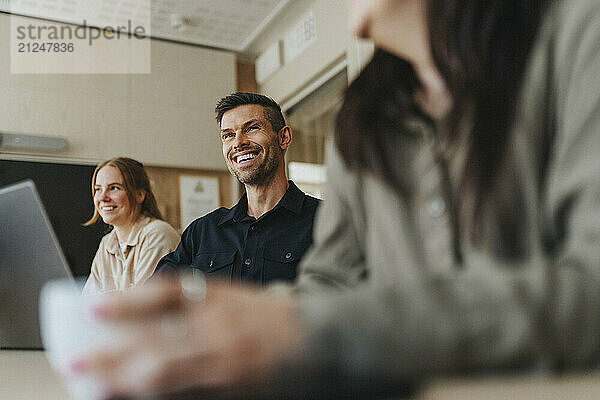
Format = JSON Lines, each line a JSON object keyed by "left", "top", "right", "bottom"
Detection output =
{"left": 1, "top": 0, "right": 292, "bottom": 52}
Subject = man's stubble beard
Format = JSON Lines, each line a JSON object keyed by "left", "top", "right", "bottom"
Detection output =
{"left": 229, "top": 135, "right": 282, "bottom": 187}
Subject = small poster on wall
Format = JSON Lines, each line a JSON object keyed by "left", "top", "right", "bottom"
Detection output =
{"left": 179, "top": 175, "right": 220, "bottom": 231}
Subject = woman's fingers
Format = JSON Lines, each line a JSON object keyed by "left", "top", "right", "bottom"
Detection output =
{"left": 76, "top": 347, "right": 166, "bottom": 397}
{"left": 90, "top": 276, "right": 253, "bottom": 323}
{"left": 76, "top": 333, "right": 228, "bottom": 397}
{"left": 69, "top": 280, "right": 298, "bottom": 397}
{"left": 90, "top": 276, "right": 183, "bottom": 321}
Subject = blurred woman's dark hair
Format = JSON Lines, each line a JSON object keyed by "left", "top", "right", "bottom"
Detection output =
{"left": 336, "top": 0, "right": 549, "bottom": 247}
{"left": 84, "top": 157, "right": 163, "bottom": 226}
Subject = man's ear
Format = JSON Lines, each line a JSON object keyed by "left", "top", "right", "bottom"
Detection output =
{"left": 278, "top": 126, "right": 292, "bottom": 150}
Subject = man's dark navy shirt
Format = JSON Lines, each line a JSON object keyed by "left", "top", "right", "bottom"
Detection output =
{"left": 155, "top": 181, "right": 320, "bottom": 285}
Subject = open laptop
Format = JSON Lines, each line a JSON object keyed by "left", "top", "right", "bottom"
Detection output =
{"left": 0, "top": 179, "right": 74, "bottom": 350}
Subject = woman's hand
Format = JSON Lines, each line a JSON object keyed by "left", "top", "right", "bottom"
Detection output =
{"left": 71, "top": 276, "right": 301, "bottom": 398}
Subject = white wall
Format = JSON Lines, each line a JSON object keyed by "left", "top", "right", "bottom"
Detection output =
{"left": 244, "top": 0, "right": 375, "bottom": 105}
{"left": 245, "top": 0, "right": 350, "bottom": 104}
{"left": 0, "top": 14, "right": 235, "bottom": 170}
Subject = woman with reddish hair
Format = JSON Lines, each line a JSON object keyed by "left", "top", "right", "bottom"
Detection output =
{"left": 82, "top": 157, "right": 179, "bottom": 294}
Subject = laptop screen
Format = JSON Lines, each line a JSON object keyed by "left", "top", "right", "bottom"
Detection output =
{"left": 0, "top": 180, "right": 73, "bottom": 349}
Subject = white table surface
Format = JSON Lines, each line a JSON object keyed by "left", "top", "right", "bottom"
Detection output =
{"left": 1, "top": 350, "right": 71, "bottom": 399}
{"left": 3, "top": 350, "right": 600, "bottom": 399}
{"left": 421, "top": 373, "right": 600, "bottom": 400}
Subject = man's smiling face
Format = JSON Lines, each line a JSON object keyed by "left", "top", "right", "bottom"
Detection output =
{"left": 220, "top": 104, "right": 282, "bottom": 186}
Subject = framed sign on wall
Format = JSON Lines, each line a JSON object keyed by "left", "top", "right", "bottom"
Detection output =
{"left": 179, "top": 175, "right": 220, "bottom": 231}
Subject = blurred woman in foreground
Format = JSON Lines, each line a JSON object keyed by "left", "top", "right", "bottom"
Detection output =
{"left": 82, "top": 157, "right": 179, "bottom": 294}
{"left": 71, "top": 0, "right": 600, "bottom": 397}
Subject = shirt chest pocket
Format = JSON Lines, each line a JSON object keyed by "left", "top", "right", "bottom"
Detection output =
{"left": 192, "top": 251, "right": 236, "bottom": 278}
{"left": 262, "top": 241, "right": 310, "bottom": 283}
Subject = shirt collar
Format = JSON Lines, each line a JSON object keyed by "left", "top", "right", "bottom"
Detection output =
{"left": 105, "top": 216, "right": 150, "bottom": 254}
{"left": 217, "top": 181, "right": 304, "bottom": 226}
{"left": 276, "top": 181, "right": 305, "bottom": 215}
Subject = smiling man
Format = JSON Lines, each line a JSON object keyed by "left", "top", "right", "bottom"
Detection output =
{"left": 155, "top": 92, "right": 320, "bottom": 285}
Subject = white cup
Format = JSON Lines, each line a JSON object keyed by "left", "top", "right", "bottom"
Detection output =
{"left": 39, "top": 278, "right": 114, "bottom": 399}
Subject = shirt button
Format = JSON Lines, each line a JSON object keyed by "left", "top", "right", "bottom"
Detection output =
{"left": 426, "top": 196, "right": 446, "bottom": 218}
{"left": 209, "top": 260, "right": 214, "bottom": 267}
{"left": 244, "top": 258, "right": 252, "bottom": 266}
{"left": 285, "top": 252, "right": 292, "bottom": 260}
{"left": 250, "top": 226, "right": 256, "bottom": 231}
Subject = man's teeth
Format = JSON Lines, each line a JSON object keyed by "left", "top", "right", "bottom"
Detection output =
{"left": 101, "top": 206, "right": 116, "bottom": 211}
{"left": 236, "top": 153, "right": 256, "bottom": 163}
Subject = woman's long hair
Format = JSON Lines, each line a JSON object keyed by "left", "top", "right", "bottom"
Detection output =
{"left": 84, "top": 157, "right": 163, "bottom": 226}
{"left": 336, "top": 0, "right": 549, "bottom": 244}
